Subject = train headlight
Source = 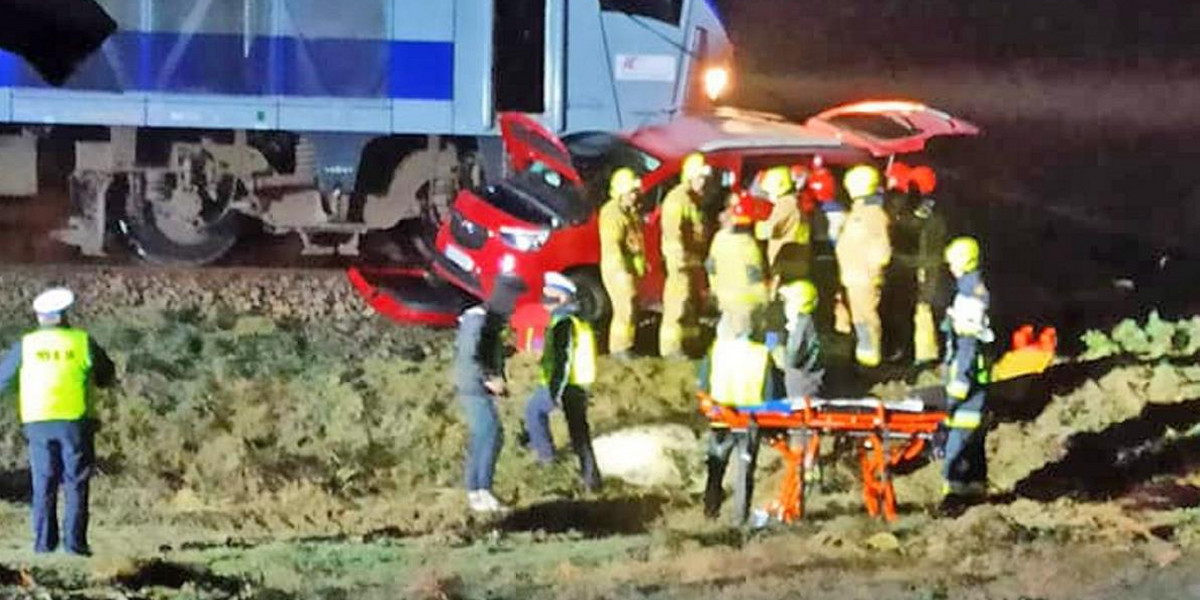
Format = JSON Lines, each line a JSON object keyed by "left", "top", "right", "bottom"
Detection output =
{"left": 703, "top": 66, "right": 730, "bottom": 101}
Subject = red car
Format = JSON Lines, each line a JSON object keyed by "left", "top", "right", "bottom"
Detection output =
{"left": 350, "top": 101, "right": 979, "bottom": 341}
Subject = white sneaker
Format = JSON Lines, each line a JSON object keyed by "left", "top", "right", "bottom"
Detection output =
{"left": 475, "top": 490, "right": 507, "bottom": 513}
{"left": 467, "top": 490, "right": 488, "bottom": 512}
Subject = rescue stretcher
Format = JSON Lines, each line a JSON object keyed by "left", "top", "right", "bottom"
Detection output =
{"left": 696, "top": 325, "right": 1058, "bottom": 524}
{"left": 699, "top": 391, "right": 949, "bottom": 523}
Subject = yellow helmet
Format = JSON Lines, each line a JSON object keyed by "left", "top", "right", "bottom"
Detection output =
{"left": 944, "top": 236, "right": 981, "bottom": 273}
{"left": 843, "top": 164, "right": 881, "bottom": 198}
{"left": 778, "top": 279, "right": 818, "bottom": 315}
{"left": 609, "top": 167, "right": 641, "bottom": 200}
{"left": 760, "top": 166, "right": 793, "bottom": 199}
{"left": 681, "top": 152, "right": 710, "bottom": 182}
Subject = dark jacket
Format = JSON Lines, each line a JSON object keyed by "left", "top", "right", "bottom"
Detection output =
{"left": 453, "top": 308, "right": 507, "bottom": 398}
{"left": 541, "top": 305, "right": 579, "bottom": 402}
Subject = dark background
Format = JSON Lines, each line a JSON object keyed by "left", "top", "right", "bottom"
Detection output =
{"left": 714, "top": 0, "right": 1199, "bottom": 347}
{"left": 716, "top": 0, "right": 1200, "bottom": 73}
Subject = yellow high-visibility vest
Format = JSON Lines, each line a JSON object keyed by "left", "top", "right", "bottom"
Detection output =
{"left": 568, "top": 317, "right": 596, "bottom": 386}
{"left": 541, "top": 315, "right": 596, "bottom": 387}
{"left": 19, "top": 328, "right": 92, "bottom": 423}
{"left": 710, "top": 338, "right": 770, "bottom": 407}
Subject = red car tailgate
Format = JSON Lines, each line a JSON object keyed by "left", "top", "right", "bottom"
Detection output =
{"left": 805, "top": 100, "right": 980, "bottom": 157}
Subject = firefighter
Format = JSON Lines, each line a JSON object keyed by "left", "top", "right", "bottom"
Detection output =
{"left": 599, "top": 168, "right": 645, "bottom": 357}
{"left": 659, "top": 153, "right": 709, "bottom": 358}
{"left": 881, "top": 161, "right": 917, "bottom": 363}
{"left": 755, "top": 166, "right": 811, "bottom": 283}
{"left": 0, "top": 288, "right": 115, "bottom": 555}
{"left": 835, "top": 165, "right": 892, "bottom": 367}
{"left": 940, "top": 236, "right": 993, "bottom": 515}
{"left": 808, "top": 156, "right": 851, "bottom": 335}
{"left": 523, "top": 272, "right": 602, "bottom": 492}
{"left": 774, "top": 279, "right": 823, "bottom": 398}
{"left": 455, "top": 275, "right": 525, "bottom": 513}
{"left": 910, "top": 166, "right": 948, "bottom": 365}
{"left": 698, "top": 312, "right": 784, "bottom": 525}
{"left": 706, "top": 193, "right": 769, "bottom": 336}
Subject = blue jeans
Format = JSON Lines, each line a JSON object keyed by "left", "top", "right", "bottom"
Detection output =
{"left": 461, "top": 395, "right": 503, "bottom": 492}
{"left": 25, "top": 420, "right": 94, "bottom": 554}
{"left": 943, "top": 388, "right": 987, "bottom": 491}
{"left": 524, "top": 386, "right": 601, "bottom": 491}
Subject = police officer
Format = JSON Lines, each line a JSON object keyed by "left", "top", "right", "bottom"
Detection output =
{"left": 659, "top": 153, "right": 709, "bottom": 358}
{"left": 835, "top": 165, "right": 892, "bottom": 367}
{"left": 523, "top": 272, "right": 602, "bottom": 491}
{"left": 599, "top": 168, "right": 645, "bottom": 358}
{"left": 0, "top": 288, "right": 114, "bottom": 555}
{"left": 940, "top": 237, "right": 993, "bottom": 515}
{"left": 698, "top": 312, "right": 783, "bottom": 525}
{"left": 455, "top": 275, "right": 526, "bottom": 513}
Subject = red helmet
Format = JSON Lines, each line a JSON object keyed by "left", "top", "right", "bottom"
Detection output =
{"left": 730, "top": 192, "right": 771, "bottom": 225}
{"left": 909, "top": 165, "right": 937, "bottom": 195}
{"left": 885, "top": 161, "right": 912, "bottom": 192}
{"left": 790, "top": 164, "right": 810, "bottom": 186}
{"left": 806, "top": 167, "right": 836, "bottom": 202}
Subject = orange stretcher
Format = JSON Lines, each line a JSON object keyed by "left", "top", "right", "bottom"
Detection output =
{"left": 699, "top": 392, "right": 948, "bottom": 523}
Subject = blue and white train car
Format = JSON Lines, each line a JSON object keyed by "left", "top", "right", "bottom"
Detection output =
{"left": 0, "top": 0, "right": 730, "bottom": 263}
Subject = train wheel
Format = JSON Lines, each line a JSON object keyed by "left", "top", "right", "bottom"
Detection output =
{"left": 120, "top": 170, "right": 243, "bottom": 266}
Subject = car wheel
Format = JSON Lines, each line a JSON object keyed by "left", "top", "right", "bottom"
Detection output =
{"left": 566, "top": 267, "right": 610, "bottom": 324}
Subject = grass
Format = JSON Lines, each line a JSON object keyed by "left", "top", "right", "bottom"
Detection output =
{"left": 1, "top": 280, "right": 1200, "bottom": 598}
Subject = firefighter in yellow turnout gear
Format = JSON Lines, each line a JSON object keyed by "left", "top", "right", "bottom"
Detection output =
{"left": 599, "top": 168, "right": 646, "bottom": 356}
{"left": 659, "top": 153, "right": 710, "bottom": 358}
{"left": 707, "top": 194, "right": 770, "bottom": 336}
{"left": 939, "top": 237, "right": 993, "bottom": 516}
{"left": 755, "top": 166, "right": 811, "bottom": 283}
{"left": 835, "top": 165, "right": 892, "bottom": 367}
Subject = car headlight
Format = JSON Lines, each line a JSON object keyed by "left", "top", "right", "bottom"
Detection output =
{"left": 499, "top": 226, "right": 550, "bottom": 252}
{"left": 703, "top": 66, "right": 730, "bottom": 101}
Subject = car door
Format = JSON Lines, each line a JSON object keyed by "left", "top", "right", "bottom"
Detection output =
{"left": 804, "top": 101, "right": 980, "bottom": 157}
{"left": 635, "top": 170, "right": 675, "bottom": 309}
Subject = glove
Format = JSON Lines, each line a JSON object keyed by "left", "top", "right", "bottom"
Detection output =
{"left": 632, "top": 255, "right": 647, "bottom": 278}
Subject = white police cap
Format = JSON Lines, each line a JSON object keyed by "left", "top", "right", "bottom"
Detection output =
{"left": 32, "top": 287, "right": 75, "bottom": 317}
{"left": 542, "top": 272, "right": 576, "bottom": 296}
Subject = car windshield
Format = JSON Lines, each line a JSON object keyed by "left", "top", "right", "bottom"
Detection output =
{"left": 564, "top": 131, "right": 664, "bottom": 209}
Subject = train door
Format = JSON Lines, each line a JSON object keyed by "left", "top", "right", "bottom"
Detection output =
{"left": 493, "top": 0, "right": 546, "bottom": 115}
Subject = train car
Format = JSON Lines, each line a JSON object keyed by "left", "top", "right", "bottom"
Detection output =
{"left": 0, "top": 0, "right": 731, "bottom": 264}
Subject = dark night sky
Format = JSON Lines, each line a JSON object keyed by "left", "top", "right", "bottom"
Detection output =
{"left": 715, "top": 0, "right": 1200, "bottom": 73}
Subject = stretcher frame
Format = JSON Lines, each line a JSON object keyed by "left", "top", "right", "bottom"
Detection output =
{"left": 699, "top": 393, "right": 948, "bottom": 522}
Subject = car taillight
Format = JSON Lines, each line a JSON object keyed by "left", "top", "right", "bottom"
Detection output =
{"left": 498, "top": 226, "right": 550, "bottom": 252}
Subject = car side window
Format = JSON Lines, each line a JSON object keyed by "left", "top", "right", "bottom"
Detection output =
{"left": 639, "top": 178, "right": 672, "bottom": 217}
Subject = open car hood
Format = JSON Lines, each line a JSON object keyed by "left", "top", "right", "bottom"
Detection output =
{"left": 499, "top": 112, "right": 583, "bottom": 185}
{"left": 805, "top": 101, "right": 980, "bottom": 157}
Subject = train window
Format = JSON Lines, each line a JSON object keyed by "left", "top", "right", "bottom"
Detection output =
{"left": 600, "top": 0, "right": 685, "bottom": 25}
{"left": 494, "top": 0, "right": 546, "bottom": 113}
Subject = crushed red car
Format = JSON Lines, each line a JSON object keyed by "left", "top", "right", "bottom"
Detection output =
{"left": 350, "top": 101, "right": 979, "bottom": 347}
